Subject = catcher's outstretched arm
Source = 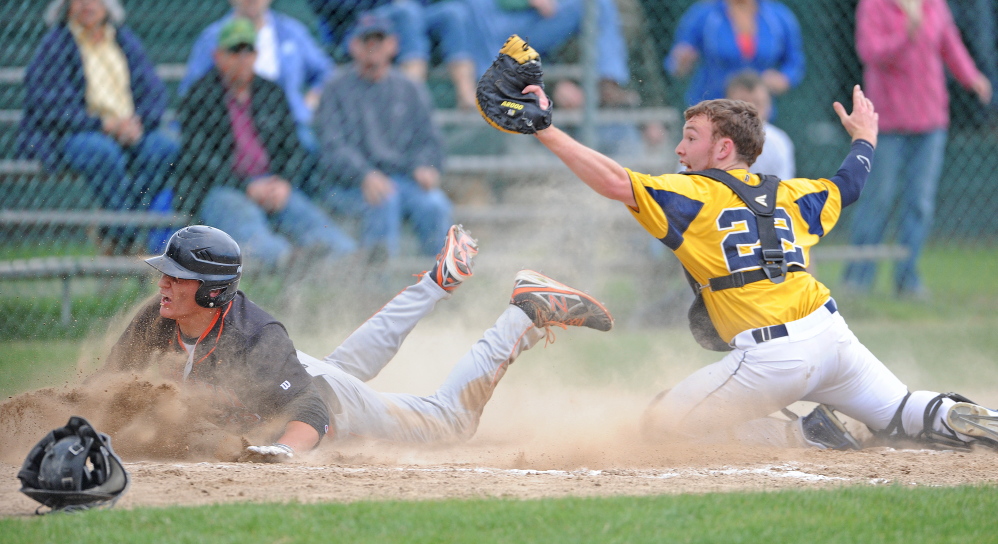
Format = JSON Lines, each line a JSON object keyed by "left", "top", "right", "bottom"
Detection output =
{"left": 534, "top": 123, "right": 635, "bottom": 207}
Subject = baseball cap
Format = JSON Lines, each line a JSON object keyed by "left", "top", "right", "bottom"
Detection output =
{"left": 218, "top": 17, "right": 256, "bottom": 51}
{"left": 350, "top": 14, "right": 394, "bottom": 41}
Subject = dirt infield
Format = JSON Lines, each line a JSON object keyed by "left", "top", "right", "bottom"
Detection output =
{"left": 4, "top": 369, "right": 998, "bottom": 517}
{"left": 5, "top": 436, "right": 998, "bottom": 516}
{"left": 4, "top": 268, "right": 998, "bottom": 517}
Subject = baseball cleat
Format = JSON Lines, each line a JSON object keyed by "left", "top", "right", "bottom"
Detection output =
{"left": 510, "top": 270, "right": 613, "bottom": 332}
{"left": 800, "top": 404, "right": 861, "bottom": 450}
{"left": 946, "top": 402, "right": 998, "bottom": 448}
{"left": 429, "top": 224, "right": 478, "bottom": 292}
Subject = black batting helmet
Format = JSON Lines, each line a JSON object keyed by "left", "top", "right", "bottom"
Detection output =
{"left": 145, "top": 225, "right": 242, "bottom": 308}
{"left": 18, "top": 416, "right": 130, "bottom": 514}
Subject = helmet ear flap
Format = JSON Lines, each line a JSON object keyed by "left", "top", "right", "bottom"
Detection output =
{"left": 194, "top": 281, "right": 238, "bottom": 308}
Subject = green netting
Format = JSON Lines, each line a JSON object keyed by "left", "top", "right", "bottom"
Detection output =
{"left": 1, "top": 0, "right": 996, "bottom": 337}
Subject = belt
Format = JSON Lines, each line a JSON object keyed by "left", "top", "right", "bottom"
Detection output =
{"left": 750, "top": 299, "right": 838, "bottom": 344}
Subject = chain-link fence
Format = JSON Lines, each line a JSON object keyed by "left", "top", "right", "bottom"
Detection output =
{"left": 1, "top": 0, "right": 997, "bottom": 339}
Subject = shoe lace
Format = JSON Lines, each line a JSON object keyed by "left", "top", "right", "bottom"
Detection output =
{"left": 540, "top": 322, "right": 568, "bottom": 346}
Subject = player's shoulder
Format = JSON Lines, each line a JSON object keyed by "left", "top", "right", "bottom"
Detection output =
{"left": 636, "top": 170, "right": 738, "bottom": 210}
{"left": 778, "top": 175, "right": 841, "bottom": 204}
{"left": 224, "top": 292, "right": 289, "bottom": 338}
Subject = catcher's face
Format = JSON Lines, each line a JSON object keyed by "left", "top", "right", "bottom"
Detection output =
{"left": 675, "top": 115, "right": 724, "bottom": 171}
{"left": 157, "top": 275, "right": 203, "bottom": 323}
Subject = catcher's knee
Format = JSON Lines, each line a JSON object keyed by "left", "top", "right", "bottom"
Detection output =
{"left": 639, "top": 388, "right": 677, "bottom": 442}
{"left": 640, "top": 389, "right": 713, "bottom": 443}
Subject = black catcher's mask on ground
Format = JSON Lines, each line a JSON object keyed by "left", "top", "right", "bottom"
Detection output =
{"left": 145, "top": 225, "right": 242, "bottom": 308}
{"left": 17, "top": 416, "right": 130, "bottom": 514}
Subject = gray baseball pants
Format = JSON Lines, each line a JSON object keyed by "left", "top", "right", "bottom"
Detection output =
{"left": 297, "top": 274, "right": 545, "bottom": 443}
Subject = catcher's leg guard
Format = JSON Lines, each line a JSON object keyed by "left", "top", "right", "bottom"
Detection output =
{"left": 890, "top": 392, "right": 998, "bottom": 450}
{"left": 872, "top": 391, "right": 915, "bottom": 444}
{"left": 917, "top": 392, "right": 984, "bottom": 449}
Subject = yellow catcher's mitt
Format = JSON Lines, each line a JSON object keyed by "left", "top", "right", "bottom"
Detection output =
{"left": 475, "top": 35, "right": 552, "bottom": 134}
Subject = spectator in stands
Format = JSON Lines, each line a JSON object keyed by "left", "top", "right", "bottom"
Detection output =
{"left": 462, "top": 0, "right": 639, "bottom": 107}
{"left": 312, "top": 15, "right": 452, "bottom": 261}
{"left": 842, "top": 0, "right": 992, "bottom": 298}
{"left": 667, "top": 0, "right": 805, "bottom": 112}
{"left": 174, "top": 18, "right": 356, "bottom": 270}
{"left": 308, "top": 0, "right": 478, "bottom": 109}
{"left": 725, "top": 69, "right": 795, "bottom": 180}
{"left": 179, "top": 0, "right": 334, "bottom": 151}
{"left": 17, "top": 0, "right": 178, "bottom": 219}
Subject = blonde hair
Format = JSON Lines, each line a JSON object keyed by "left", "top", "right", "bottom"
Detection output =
{"left": 44, "top": 0, "right": 126, "bottom": 27}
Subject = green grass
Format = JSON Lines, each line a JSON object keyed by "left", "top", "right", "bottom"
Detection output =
{"left": 813, "top": 244, "right": 998, "bottom": 321}
{"left": 3, "top": 485, "right": 996, "bottom": 543}
{"left": 0, "top": 340, "right": 84, "bottom": 398}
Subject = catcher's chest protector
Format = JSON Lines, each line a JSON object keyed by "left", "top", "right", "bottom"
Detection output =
{"left": 678, "top": 169, "right": 804, "bottom": 351}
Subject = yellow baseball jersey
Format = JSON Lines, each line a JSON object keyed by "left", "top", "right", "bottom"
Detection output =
{"left": 628, "top": 168, "right": 841, "bottom": 341}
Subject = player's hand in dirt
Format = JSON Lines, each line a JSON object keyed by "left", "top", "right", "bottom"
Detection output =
{"left": 239, "top": 442, "right": 294, "bottom": 463}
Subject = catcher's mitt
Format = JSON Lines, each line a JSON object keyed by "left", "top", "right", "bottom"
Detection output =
{"left": 18, "top": 416, "right": 130, "bottom": 514}
{"left": 476, "top": 35, "right": 552, "bottom": 134}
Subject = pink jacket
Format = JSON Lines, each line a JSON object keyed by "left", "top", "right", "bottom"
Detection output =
{"left": 856, "top": 0, "right": 982, "bottom": 132}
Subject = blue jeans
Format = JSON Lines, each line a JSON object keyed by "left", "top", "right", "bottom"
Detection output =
{"left": 842, "top": 130, "right": 947, "bottom": 294}
{"left": 325, "top": 176, "right": 452, "bottom": 257}
{"left": 462, "top": 0, "right": 630, "bottom": 83}
{"left": 61, "top": 129, "right": 179, "bottom": 210}
{"left": 423, "top": 0, "right": 472, "bottom": 63}
{"left": 201, "top": 186, "right": 357, "bottom": 270}
{"left": 366, "top": 1, "right": 471, "bottom": 64}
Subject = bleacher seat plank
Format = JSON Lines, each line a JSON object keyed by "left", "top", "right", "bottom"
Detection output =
{"left": 0, "top": 209, "right": 189, "bottom": 227}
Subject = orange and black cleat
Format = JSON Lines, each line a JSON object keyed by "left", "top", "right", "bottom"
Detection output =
{"left": 510, "top": 269, "right": 613, "bottom": 333}
{"left": 429, "top": 224, "right": 479, "bottom": 292}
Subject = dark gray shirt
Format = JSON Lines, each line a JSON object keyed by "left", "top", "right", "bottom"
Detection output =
{"left": 315, "top": 66, "right": 444, "bottom": 188}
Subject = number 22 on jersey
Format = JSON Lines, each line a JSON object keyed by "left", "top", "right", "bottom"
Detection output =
{"left": 717, "top": 207, "right": 805, "bottom": 273}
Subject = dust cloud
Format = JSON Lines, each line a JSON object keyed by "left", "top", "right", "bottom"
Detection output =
{"left": 1, "top": 177, "right": 698, "bottom": 469}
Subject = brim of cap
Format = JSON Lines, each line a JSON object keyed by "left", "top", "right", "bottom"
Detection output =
{"left": 144, "top": 255, "right": 200, "bottom": 280}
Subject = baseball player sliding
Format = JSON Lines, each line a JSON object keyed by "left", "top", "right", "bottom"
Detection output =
{"left": 473, "top": 37, "right": 998, "bottom": 450}
{"left": 100, "top": 224, "right": 612, "bottom": 461}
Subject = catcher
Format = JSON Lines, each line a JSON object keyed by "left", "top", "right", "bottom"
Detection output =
{"left": 98, "top": 224, "right": 612, "bottom": 461}
{"left": 476, "top": 36, "right": 998, "bottom": 451}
